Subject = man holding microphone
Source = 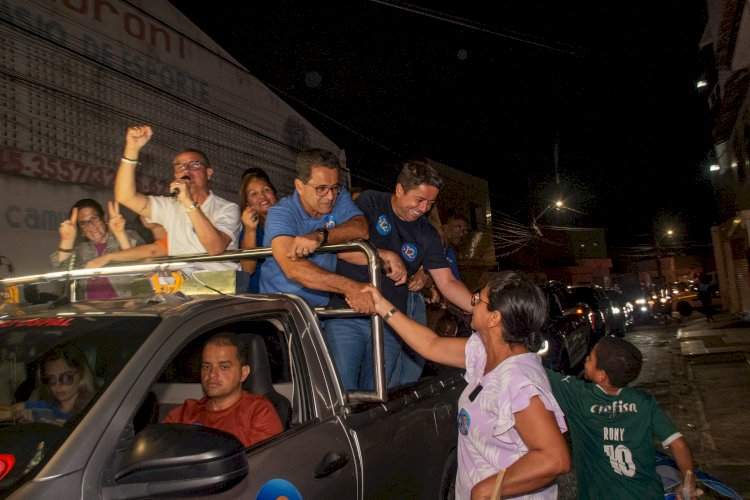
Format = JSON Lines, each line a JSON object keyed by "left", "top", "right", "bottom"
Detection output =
{"left": 114, "top": 125, "right": 241, "bottom": 271}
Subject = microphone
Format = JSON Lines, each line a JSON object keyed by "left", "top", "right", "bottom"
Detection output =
{"left": 171, "top": 176, "right": 190, "bottom": 198}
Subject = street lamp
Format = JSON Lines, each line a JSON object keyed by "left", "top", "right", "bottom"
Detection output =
{"left": 532, "top": 199, "right": 564, "bottom": 236}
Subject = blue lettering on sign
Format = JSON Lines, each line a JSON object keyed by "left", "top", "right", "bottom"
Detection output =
{"left": 323, "top": 215, "right": 336, "bottom": 229}
{"left": 256, "top": 478, "right": 302, "bottom": 500}
{"left": 5, "top": 205, "right": 68, "bottom": 231}
{"left": 376, "top": 214, "right": 391, "bottom": 235}
{"left": 401, "top": 243, "right": 417, "bottom": 262}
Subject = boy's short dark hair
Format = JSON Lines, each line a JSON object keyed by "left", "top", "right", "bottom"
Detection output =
{"left": 595, "top": 336, "right": 643, "bottom": 387}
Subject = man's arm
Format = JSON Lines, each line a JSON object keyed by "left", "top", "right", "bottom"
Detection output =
{"left": 288, "top": 215, "right": 369, "bottom": 260}
{"left": 115, "top": 126, "right": 153, "bottom": 218}
{"left": 184, "top": 202, "right": 233, "bottom": 255}
{"left": 338, "top": 248, "right": 407, "bottom": 285}
{"left": 84, "top": 241, "right": 167, "bottom": 268}
{"left": 429, "top": 267, "right": 473, "bottom": 312}
{"left": 272, "top": 235, "right": 375, "bottom": 313}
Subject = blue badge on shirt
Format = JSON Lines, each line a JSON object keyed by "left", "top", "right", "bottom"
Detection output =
{"left": 401, "top": 243, "right": 417, "bottom": 262}
{"left": 324, "top": 215, "right": 336, "bottom": 229}
{"left": 457, "top": 408, "right": 470, "bottom": 435}
{"left": 376, "top": 214, "right": 391, "bottom": 235}
{"left": 256, "top": 478, "right": 302, "bottom": 500}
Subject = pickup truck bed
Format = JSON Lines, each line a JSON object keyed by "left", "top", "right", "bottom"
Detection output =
{"left": 0, "top": 243, "right": 463, "bottom": 499}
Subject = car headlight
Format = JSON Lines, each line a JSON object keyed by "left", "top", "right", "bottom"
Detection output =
{"left": 611, "top": 307, "right": 621, "bottom": 315}
{"left": 635, "top": 299, "right": 646, "bottom": 305}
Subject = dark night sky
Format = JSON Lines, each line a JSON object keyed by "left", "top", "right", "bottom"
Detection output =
{"left": 169, "top": 0, "right": 714, "bottom": 249}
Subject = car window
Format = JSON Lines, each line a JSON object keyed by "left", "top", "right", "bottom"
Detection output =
{"left": 149, "top": 317, "right": 300, "bottom": 437}
{"left": 0, "top": 315, "right": 159, "bottom": 495}
{"left": 546, "top": 289, "right": 564, "bottom": 317}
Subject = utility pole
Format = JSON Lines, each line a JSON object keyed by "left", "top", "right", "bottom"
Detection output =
{"left": 655, "top": 237, "right": 663, "bottom": 284}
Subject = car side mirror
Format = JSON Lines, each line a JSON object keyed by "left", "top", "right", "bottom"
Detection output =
{"left": 105, "top": 424, "right": 248, "bottom": 499}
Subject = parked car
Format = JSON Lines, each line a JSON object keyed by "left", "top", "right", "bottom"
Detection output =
{"left": 648, "top": 283, "right": 674, "bottom": 320}
{"left": 670, "top": 279, "right": 721, "bottom": 317}
{"left": 539, "top": 281, "right": 592, "bottom": 374}
{"left": 567, "top": 284, "right": 614, "bottom": 345}
{"left": 604, "top": 288, "right": 634, "bottom": 336}
{"left": 620, "top": 283, "right": 653, "bottom": 324}
{"left": 0, "top": 243, "right": 462, "bottom": 499}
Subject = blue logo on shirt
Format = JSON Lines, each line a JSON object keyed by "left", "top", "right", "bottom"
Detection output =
{"left": 256, "top": 478, "right": 302, "bottom": 500}
{"left": 376, "top": 215, "right": 391, "bottom": 235}
{"left": 457, "top": 408, "right": 470, "bottom": 435}
{"left": 401, "top": 243, "right": 417, "bottom": 262}
{"left": 324, "top": 215, "right": 336, "bottom": 229}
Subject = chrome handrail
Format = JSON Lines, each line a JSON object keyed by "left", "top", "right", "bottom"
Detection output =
{"left": 0, "top": 240, "right": 389, "bottom": 402}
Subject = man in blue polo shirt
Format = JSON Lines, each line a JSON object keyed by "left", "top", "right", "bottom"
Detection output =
{"left": 260, "top": 148, "right": 375, "bottom": 313}
{"left": 326, "top": 160, "right": 474, "bottom": 391}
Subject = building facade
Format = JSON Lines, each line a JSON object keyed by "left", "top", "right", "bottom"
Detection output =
{"left": 0, "top": 0, "right": 343, "bottom": 275}
{"left": 699, "top": 0, "right": 750, "bottom": 313}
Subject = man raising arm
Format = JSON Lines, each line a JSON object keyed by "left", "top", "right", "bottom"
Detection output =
{"left": 114, "top": 125, "right": 240, "bottom": 270}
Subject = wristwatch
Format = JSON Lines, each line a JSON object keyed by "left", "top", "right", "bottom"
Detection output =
{"left": 316, "top": 228, "right": 329, "bottom": 246}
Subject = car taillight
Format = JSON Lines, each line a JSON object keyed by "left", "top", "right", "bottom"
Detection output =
{"left": 588, "top": 311, "right": 596, "bottom": 329}
{"left": 0, "top": 454, "right": 15, "bottom": 481}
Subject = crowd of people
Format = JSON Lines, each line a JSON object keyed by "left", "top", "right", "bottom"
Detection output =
{"left": 36, "top": 124, "right": 702, "bottom": 498}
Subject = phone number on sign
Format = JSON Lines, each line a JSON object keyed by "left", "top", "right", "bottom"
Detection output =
{"left": 0, "top": 147, "right": 169, "bottom": 195}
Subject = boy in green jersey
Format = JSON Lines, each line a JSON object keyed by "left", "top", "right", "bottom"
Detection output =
{"left": 547, "top": 336, "right": 700, "bottom": 499}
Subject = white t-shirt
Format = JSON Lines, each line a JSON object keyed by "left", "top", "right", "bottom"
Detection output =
{"left": 148, "top": 191, "right": 241, "bottom": 271}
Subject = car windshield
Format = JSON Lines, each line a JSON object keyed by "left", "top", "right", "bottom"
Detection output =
{"left": 0, "top": 315, "right": 160, "bottom": 495}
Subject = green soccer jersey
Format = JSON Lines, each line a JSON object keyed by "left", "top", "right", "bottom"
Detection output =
{"left": 547, "top": 369, "right": 681, "bottom": 499}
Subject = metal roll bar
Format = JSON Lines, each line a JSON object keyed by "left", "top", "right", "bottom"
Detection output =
{"left": 0, "top": 240, "right": 389, "bottom": 402}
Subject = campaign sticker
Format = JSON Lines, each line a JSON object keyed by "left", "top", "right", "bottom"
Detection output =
{"left": 376, "top": 214, "right": 391, "bottom": 235}
{"left": 457, "top": 408, "right": 470, "bottom": 435}
{"left": 324, "top": 215, "right": 336, "bottom": 229}
{"left": 401, "top": 243, "right": 417, "bottom": 262}
{"left": 256, "top": 478, "right": 302, "bottom": 500}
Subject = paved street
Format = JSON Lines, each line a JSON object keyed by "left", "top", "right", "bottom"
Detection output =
{"left": 628, "top": 312, "right": 750, "bottom": 498}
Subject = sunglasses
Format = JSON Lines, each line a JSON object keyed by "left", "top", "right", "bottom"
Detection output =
{"left": 41, "top": 370, "right": 78, "bottom": 386}
{"left": 471, "top": 292, "right": 490, "bottom": 307}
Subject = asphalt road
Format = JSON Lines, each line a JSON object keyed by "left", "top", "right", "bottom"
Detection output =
{"left": 627, "top": 313, "right": 750, "bottom": 498}
{"left": 554, "top": 312, "right": 749, "bottom": 498}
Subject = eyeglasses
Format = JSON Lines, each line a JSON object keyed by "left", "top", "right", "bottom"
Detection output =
{"left": 471, "top": 292, "right": 491, "bottom": 308}
{"left": 41, "top": 370, "right": 78, "bottom": 386}
{"left": 174, "top": 160, "right": 205, "bottom": 173}
{"left": 306, "top": 182, "right": 341, "bottom": 197}
{"left": 78, "top": 215, "right": 102, "bottom": 228}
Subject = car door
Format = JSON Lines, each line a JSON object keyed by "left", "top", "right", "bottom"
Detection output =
{"left": 213, "top": 309, "right": 359, "bottom": 499}
{"left": 86, "top": 299, "right": 358, "bottom": 499}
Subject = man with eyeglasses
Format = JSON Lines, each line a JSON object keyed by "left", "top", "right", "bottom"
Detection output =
{"left": 114, "top": 125, "right": 241, "bottom": 271}
{"left": 259, "top": 148, "right": 377, "bottom": 314}
{"left": 324, "top": 160, "right": 474, "bottom": 390}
